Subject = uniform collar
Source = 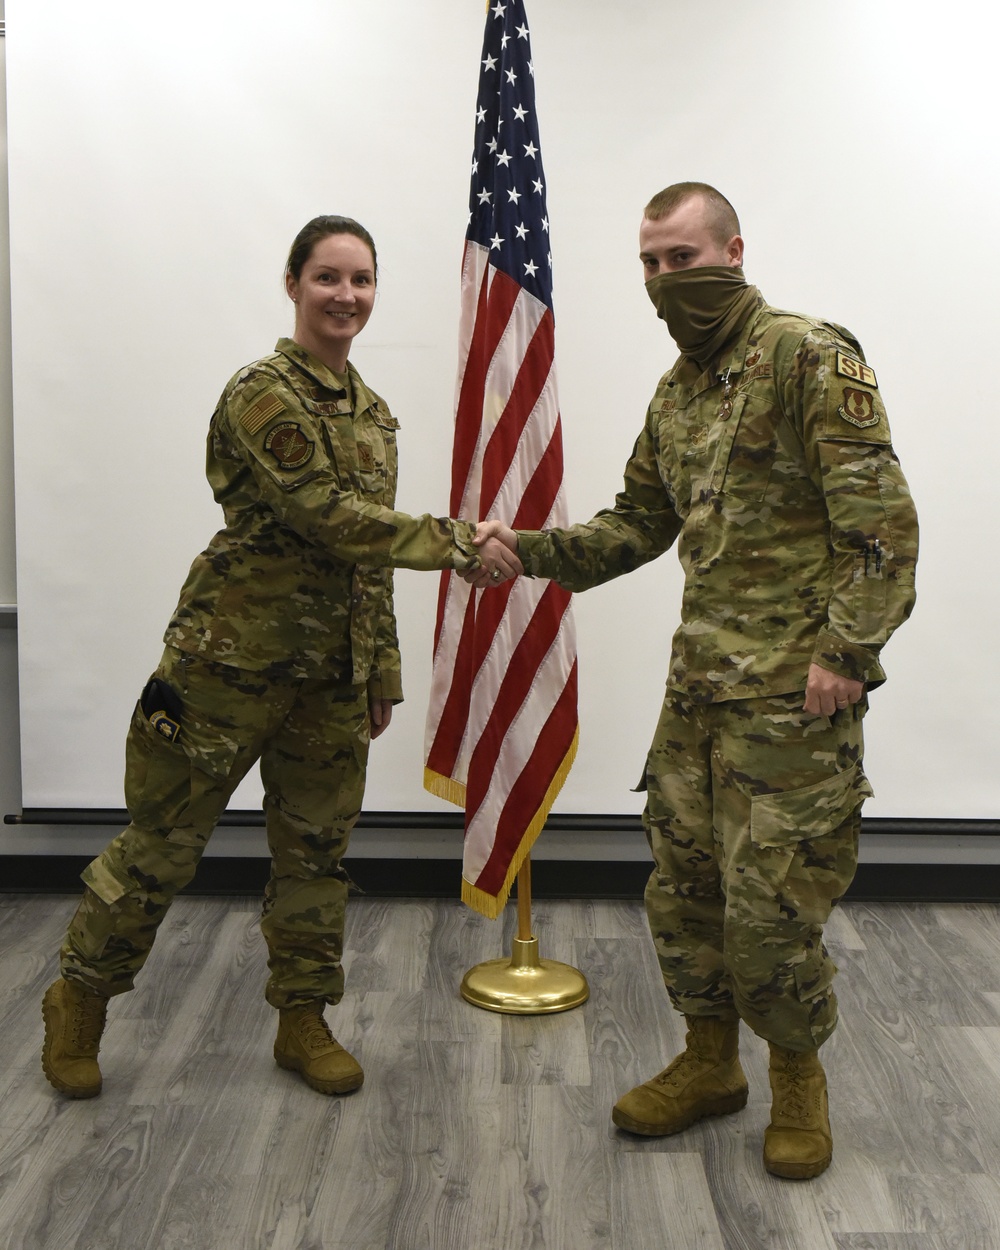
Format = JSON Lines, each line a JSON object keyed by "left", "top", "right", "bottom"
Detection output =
{"left": 274, "top": 337, "right": 351, "bottom": 395}
{"left": 716, "top": 293, "right": 768, "bottom": 380}
{"left": 273, "top": 338, "right": 383, "bottom": 418}
{"left": 346, "top": 362, "right": 382, "bottom": 418}
{"left": 667, "top": 293, "right": 768, "bottom": 404}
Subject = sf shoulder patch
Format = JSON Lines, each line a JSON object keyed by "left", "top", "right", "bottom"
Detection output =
{"left": 835, "top": 351, "right": 877, "bottom": 389}
{"left": 264, "top": 421, "right": 315, "bottom": 469}
{"left": 241, "top": 392, "right": 286, "bottom": 436}
{"left": 839, "top": 386, "right": 880, "bottom": 428}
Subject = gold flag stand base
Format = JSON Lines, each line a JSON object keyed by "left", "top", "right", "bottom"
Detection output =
{"left": 460, "top": 856, "right": 589, "bottom": 1015}
{"left": 460, "top": 935, "right": 590, "bottom": 1014}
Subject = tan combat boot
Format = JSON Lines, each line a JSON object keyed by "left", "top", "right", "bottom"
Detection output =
{"left": 611, "top": 1015, "right": 748, "bottom": 1136}
{"left": 41, "top": 977, "right": 109, "bottom": 1098}
{"left": 274, "top": 1004, "right": 364, "bottom": 1095}
{"left": 763, "top": 1043, "right": 833, "bottom": 1179}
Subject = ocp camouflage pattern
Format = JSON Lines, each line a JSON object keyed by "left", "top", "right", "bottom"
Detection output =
{"left": 165, "top": 338, "right": 479, "bottom": 697}
{"left": 642, "top": 691, "right": 868, "bottom": 1050}
{"left": 61, "top": 647, "right": 370, "bottom": 1007}
{"left": 518, "top": 298, "right": 918, "bottom": 702}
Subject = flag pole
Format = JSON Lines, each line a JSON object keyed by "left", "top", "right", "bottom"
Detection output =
{"left": 459, "top": 853, "right": 590, "bottom": 1014}
{"left": 428, "top": 0, "right": 585, "bottom": 1007}
{"left": 517, "top": 857, "right": 533, "bottom": 942}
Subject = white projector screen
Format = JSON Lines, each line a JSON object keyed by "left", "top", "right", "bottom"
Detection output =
{"left": 8, "top": 0, "right": 1000, "bottom": 818}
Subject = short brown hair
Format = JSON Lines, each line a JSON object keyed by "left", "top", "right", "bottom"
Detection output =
{"left": 643, "top": 182, "right": 741, "bottom": 248}
{"left": 285, "top": 215, "right": 378, "bottom": 283}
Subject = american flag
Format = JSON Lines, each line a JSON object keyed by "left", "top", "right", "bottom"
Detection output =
{"left": 423, "top": 0, "right": 579, "bottom": 919}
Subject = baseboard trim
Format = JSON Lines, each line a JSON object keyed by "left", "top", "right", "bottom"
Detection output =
{"left": 4, "top": 855, "right": 1000, "bottom": 903}
{"left": 5, "top": 809, "right": 1000, "bottom": 838}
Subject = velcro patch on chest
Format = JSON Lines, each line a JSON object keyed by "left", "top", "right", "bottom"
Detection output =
{"left": 835, "top": 351, "right": 877, "bottom": 388}
{"left": 357, "top": 443, "right": 375, "bottom": 470}
{"left": 241, "top": 391, "right": 286, "bottom": 436}
{"left": 263, "top": 421, "right": 315, "bottom": 469}
{"left": 739, "top": 360, "right": 774, "bottom": 387}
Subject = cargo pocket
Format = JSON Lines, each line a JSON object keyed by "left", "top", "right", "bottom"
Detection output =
{"left": 750, "top": 762, "right": 872, "bottom": 848}
{"left": 745, "top": 762, "right": 873, "bottom": 926}
{"left": 124, "top": 702, "right": 196, "bottom": 833}
{"left": 794, "top": 944, "right": 839, "bottom": 1044}
{"left": 124, "top": 700, "right": 241, "bottom": 837}
{"left": 72, "top": 854, "right": 134, "bottom": 960}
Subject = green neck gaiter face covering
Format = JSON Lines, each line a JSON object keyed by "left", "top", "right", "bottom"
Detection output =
{"left": 646, "top": 266, "right": 760, "bottom": 368}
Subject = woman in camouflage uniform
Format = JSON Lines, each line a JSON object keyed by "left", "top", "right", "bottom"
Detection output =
{"left": 42, "top": 216, "right": 519, "bottom": 1099}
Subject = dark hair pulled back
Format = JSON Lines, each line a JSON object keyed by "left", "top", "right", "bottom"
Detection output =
{"left": 285, "top": 216, "right": 378, "bottom": 282}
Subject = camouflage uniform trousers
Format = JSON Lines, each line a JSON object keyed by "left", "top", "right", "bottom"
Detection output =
{"left": 60, "top": 645, "right": 371, "bottom": 1009}
{"left": 642, "top": 690, "right": 871, "bottom": 1052}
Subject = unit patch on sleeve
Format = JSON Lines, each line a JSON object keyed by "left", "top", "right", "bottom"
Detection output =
{"left": 241, "top": 392, "right": 287, "bottom": 436}
{"left": 835, "top": 352, "right": 877, "bottom": 388}
{"left": 263, "top": 422, "right": 315, "bottom": 469}
{"left": 838, "top": 387, "right": 880, "bottom": 428}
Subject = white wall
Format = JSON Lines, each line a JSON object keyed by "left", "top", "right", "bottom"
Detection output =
{"left": 3, "top": 1, "right": 999, "bottom": 859}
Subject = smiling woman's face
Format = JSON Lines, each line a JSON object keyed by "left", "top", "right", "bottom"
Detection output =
{"left": 285, "top": 233, "right": 377, "bottom": 372}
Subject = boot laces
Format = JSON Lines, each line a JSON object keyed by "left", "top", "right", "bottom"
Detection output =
{"left": 654, "top": 1047, "right": 705, "bottom": 1092}
{"left": 71, "top": 995, "right": 107, "bottom": 1053}
{"left": 295, "top": 1009, "right": 336, "bottom": 1054}
{"left": 776, "top": 1063, "right": 809, "bottom": 1124}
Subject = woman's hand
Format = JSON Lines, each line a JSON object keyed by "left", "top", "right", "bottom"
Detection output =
{"left": 369, "top": 697, "right": 394, "bottom": 739}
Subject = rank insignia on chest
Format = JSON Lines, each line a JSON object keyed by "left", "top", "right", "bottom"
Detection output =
{"left": 264, "top": 421, "right": 315, "bottom": 469}
{"left": 838, "top": 386, "right": 879, "bottom": 428}
{"left": 835, "top": 351, "right": 877, "bottom": 388}
{"left": 745, "top": 350, "right": 762, "bottom": 368}
{"left": 357, "top": 443, "right": 374, "bottom": 470}
{"left": 149, "top": 710, "right": 180, "bottom": 743}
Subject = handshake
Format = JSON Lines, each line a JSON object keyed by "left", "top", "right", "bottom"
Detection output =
{"left": 463, "top": 520, "right": 522, "bottom": 589}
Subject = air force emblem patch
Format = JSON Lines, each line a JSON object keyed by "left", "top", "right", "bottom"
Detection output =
{"left": 264, "top": 422, "right": 315, "bottom": 469}
{"left": 838, "top": 386, "right": 879, "bottom": 428}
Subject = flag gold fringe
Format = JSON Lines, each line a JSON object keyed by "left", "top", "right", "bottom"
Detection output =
{"left": 459, "top": 724, "right": 580, "bottom": 920}
{"left": 423, "top": 768, "right": 467, "bottom": 809}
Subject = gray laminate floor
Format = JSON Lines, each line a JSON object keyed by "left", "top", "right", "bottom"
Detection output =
{"left": 2, "top": 892, "right": 1000, "bottom": 1249}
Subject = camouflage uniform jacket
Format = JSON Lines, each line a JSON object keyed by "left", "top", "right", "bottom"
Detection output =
{"left": 518, "top": 297, "right": 918, "bottom": 702}
{"left": 165, "top": 339, "right": 478, "bottom": 697}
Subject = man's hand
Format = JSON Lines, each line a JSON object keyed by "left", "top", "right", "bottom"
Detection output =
{"left": 460, "top": 519, "right": 522, "bottom": 588}
{"left": 369, "top": 697, "right": 394, "bottom": 740}
{"left": 803, "top": 663, "right": 864, "bottom": 717}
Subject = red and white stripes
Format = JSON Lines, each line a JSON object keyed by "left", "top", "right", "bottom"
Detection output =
{"left": 424, "top": 241, "right": 578, "bottom": 918}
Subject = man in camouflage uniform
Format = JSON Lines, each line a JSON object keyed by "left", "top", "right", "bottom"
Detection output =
{"left": 43, "top": 321, "right": 518, "bottom": 1101}
{"left": 476, "top": 183, "right": 918, "bottom": 1177}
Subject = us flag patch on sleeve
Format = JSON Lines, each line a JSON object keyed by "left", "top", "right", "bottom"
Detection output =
{"left": 241, "top": 392, "right": 286, "bottom": 436}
